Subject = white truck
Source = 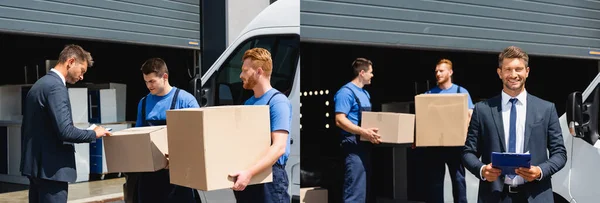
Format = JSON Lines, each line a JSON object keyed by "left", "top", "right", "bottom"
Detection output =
{"left": 554, "top": 72, "right": 600, "bottom": 203}
{"left": 195, "top": 0, "right": 300, "bottom": 201}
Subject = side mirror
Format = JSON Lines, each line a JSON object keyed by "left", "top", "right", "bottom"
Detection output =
{"left": 188, "top": 74, "right": 202, "bottom": 106}
{"left": 566, "top": 86, "right": 600, "bottom": 146}
{"left": 566, "top": 92, "right": 584, "bottom": 138}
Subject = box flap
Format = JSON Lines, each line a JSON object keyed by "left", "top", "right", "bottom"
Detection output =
{"left": 111, "top": 125, "right": 166, "bottom": 136}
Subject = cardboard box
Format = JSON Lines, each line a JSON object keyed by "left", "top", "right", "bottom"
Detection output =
{"left": 360, "top": 112, "right": 415, "bottom": 144}
{"left": 166, "top": 106, "right": 272, "bottom": 191}
{"left": 414, "top": 94, "right": 469, "bottom": 146}
{"left": 85, "top": 122, "right": 133, "bottom": 174}
{"left": 103, "top": 126, "right": 168, "bottom": 173}
{"left": 300, "top": 187, "right": 328, "bottom": 203}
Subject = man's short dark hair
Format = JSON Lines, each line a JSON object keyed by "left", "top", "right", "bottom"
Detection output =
{"left": 352, "top": 57, "right": 372, "bottom": 77}
{"left": 58, "top": 44, "right": 93, "bottom": 67}
{"left": 141, "top": 58, "right": 169, "bottom": 76}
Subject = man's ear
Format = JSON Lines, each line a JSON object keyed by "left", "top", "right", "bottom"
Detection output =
{"left": 66, "top": 58, "right": 75, "bottom": 69}
{"left": 497, "top": 67, "right": 502, "bottom": 79}
{"left": 163, "top": 73, "right": 169, "bottom": 80}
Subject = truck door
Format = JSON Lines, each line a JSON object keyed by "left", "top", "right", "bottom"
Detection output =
{"left": 564, "top": 74, "right": 600, "bottom": 203}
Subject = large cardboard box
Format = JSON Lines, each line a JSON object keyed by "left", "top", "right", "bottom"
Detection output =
{"left": 166, "top": 106, "right": 272, "bottom": 191}
{"left": 103, "top": 126, "right": 168, "bottom": 173}
{"left": 360, "top": 112, "right": 415, "bottom": 144}
{"left": 414, "top": 94, "right": 469, "bottom": 146}
{"left": 87, "top": 122, "right": 133, "bottom": 174}
{"left": 300, "top": 187, "right": 328, "bottom": 203}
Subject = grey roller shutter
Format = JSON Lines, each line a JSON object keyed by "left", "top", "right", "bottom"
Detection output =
{"left": 0, "top": 0, "right": 200, "bottom": 50}
{"left": 301, "top": 0, "right": 600, "bottom": 59}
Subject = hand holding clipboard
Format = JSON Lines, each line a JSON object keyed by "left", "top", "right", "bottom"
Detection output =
{"left": 491, "top": 152, "right": 543, "bottom": 182}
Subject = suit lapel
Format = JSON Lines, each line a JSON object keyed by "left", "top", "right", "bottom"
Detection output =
{"left": 490, "top": 96, "right": 506, "bottom": 152}
{"left": 524, "top": 94, "right": 535, "bottom": 152}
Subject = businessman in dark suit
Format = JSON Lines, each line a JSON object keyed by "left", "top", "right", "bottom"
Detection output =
{"left": 462, "top": 46, "right": 567, "bottom": 203}
{"left": 20, "top": 44, "right": 112, "bottom": 203}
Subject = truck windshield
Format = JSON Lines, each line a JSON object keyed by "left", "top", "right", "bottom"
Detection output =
{"left": 214, "top": 34, "right": 299, "bottom": 105}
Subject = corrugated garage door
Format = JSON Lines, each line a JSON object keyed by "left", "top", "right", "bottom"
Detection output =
{"left": 301, "top": 0, "right": 600, "bottom": 59}
{"left": 0, "top": 0, "right": 199, "bottom": 50}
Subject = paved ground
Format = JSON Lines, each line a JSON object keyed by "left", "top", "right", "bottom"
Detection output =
{"left": 0, "top": 178, "right": 125, "bottom": 203}
{"left": 0, "top": 167, "right": 476, "bottom": 203}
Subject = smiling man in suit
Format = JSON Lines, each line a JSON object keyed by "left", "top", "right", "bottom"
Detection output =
{"left": 462, "top": 46, "right": 567, "bottom": 203}
{"left": 20, "top": 44, "right": 112, "bottom": 203}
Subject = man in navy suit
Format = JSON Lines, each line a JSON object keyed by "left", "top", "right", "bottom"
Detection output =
{"left": 20, "top": 44, "right": 112, "bottom": 203}
{"left": 462, "top": 46, "right": 567, "bottom": 203}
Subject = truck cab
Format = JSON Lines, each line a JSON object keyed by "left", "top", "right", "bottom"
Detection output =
{"left": 195, "top": 0, "right": 300, "bottom": 201}
{"left": 557, "top": 72, "right": 600, "bottom": 203}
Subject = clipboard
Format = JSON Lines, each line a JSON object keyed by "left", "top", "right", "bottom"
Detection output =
{"left": 491, "top": 152, "right": 531, "bottom": 175}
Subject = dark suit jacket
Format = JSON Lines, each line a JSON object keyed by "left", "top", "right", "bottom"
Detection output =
{"left": 20, "top": 71, "right": 96, "bottom": 183}
{"left": 463, "top": 93, "right": 567, "bottom": 203}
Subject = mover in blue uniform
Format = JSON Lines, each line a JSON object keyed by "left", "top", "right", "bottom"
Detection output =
{"left": 230, "top": 48, "right": 292, "bottom": 203}
{"left": 124, "top": 58, "right": 200, "bottom": 203}
{"left": 334, "top": 58, "right": 381, "bottom": 203}
{"left": 424, "top": 59, "right": 474, "bottom": 203}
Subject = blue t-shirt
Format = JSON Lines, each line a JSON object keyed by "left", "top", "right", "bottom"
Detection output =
{"left": 426, "top": 83, "right": 475, "bottom": 109}
{"left": 334, "top": 82, "right": 372, "bottom": 135}
{"left": 135, "top": 87, "right": 200, "bottom": 127}
{"left": 244, "top": 88, "right": 292, "bottom": 166}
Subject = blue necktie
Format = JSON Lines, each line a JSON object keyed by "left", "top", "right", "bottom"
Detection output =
{"left": 508, "top": 98, "right": 518, "bottom": 153}
{"left": 508, "top": 98, "right": 518, "bottom": 179}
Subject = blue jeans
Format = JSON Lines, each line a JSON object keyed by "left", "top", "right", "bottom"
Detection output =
{"left": 233, "top": 163, "right": 289, "bottom": 203}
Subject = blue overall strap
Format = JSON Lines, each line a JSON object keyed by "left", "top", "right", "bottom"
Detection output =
{"left": 170, "top": 88, "right": 181, "bottom": 110}
{"left": 266, "top": 91, "right": 284, "bottom": 146}
{"left": 141, "top": 96, "right": 147, "bottom": 126}
{"left": 141, "top": 88, "right": 181, "bottom": 126}
{"left": 343, "top": 86, "right": 371, "bottom": 120}
{"left": 267, "top": 91, "right": 283, "bottom": 105}
{"left": 343, "top": 86, "right": 361, "bottom": 108}
{"left": 456, "top": 85, "right": 461, "bottom": 93}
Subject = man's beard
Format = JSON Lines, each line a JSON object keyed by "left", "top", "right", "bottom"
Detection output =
{"left": 437, "top": 76, "right": 448, "bottom": 84}
{"left": 242, "top": 75, "right": 258, "bottom": 90}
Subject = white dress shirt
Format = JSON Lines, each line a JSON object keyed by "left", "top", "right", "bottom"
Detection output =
{"left": 50, "top": 69, "right": 66, "bottom": 86}
{"left": 501, "top": 90, "right": 527, "bottom": 186}
{"left": 479, "top": 89, "right": 542, "bottom": 185}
